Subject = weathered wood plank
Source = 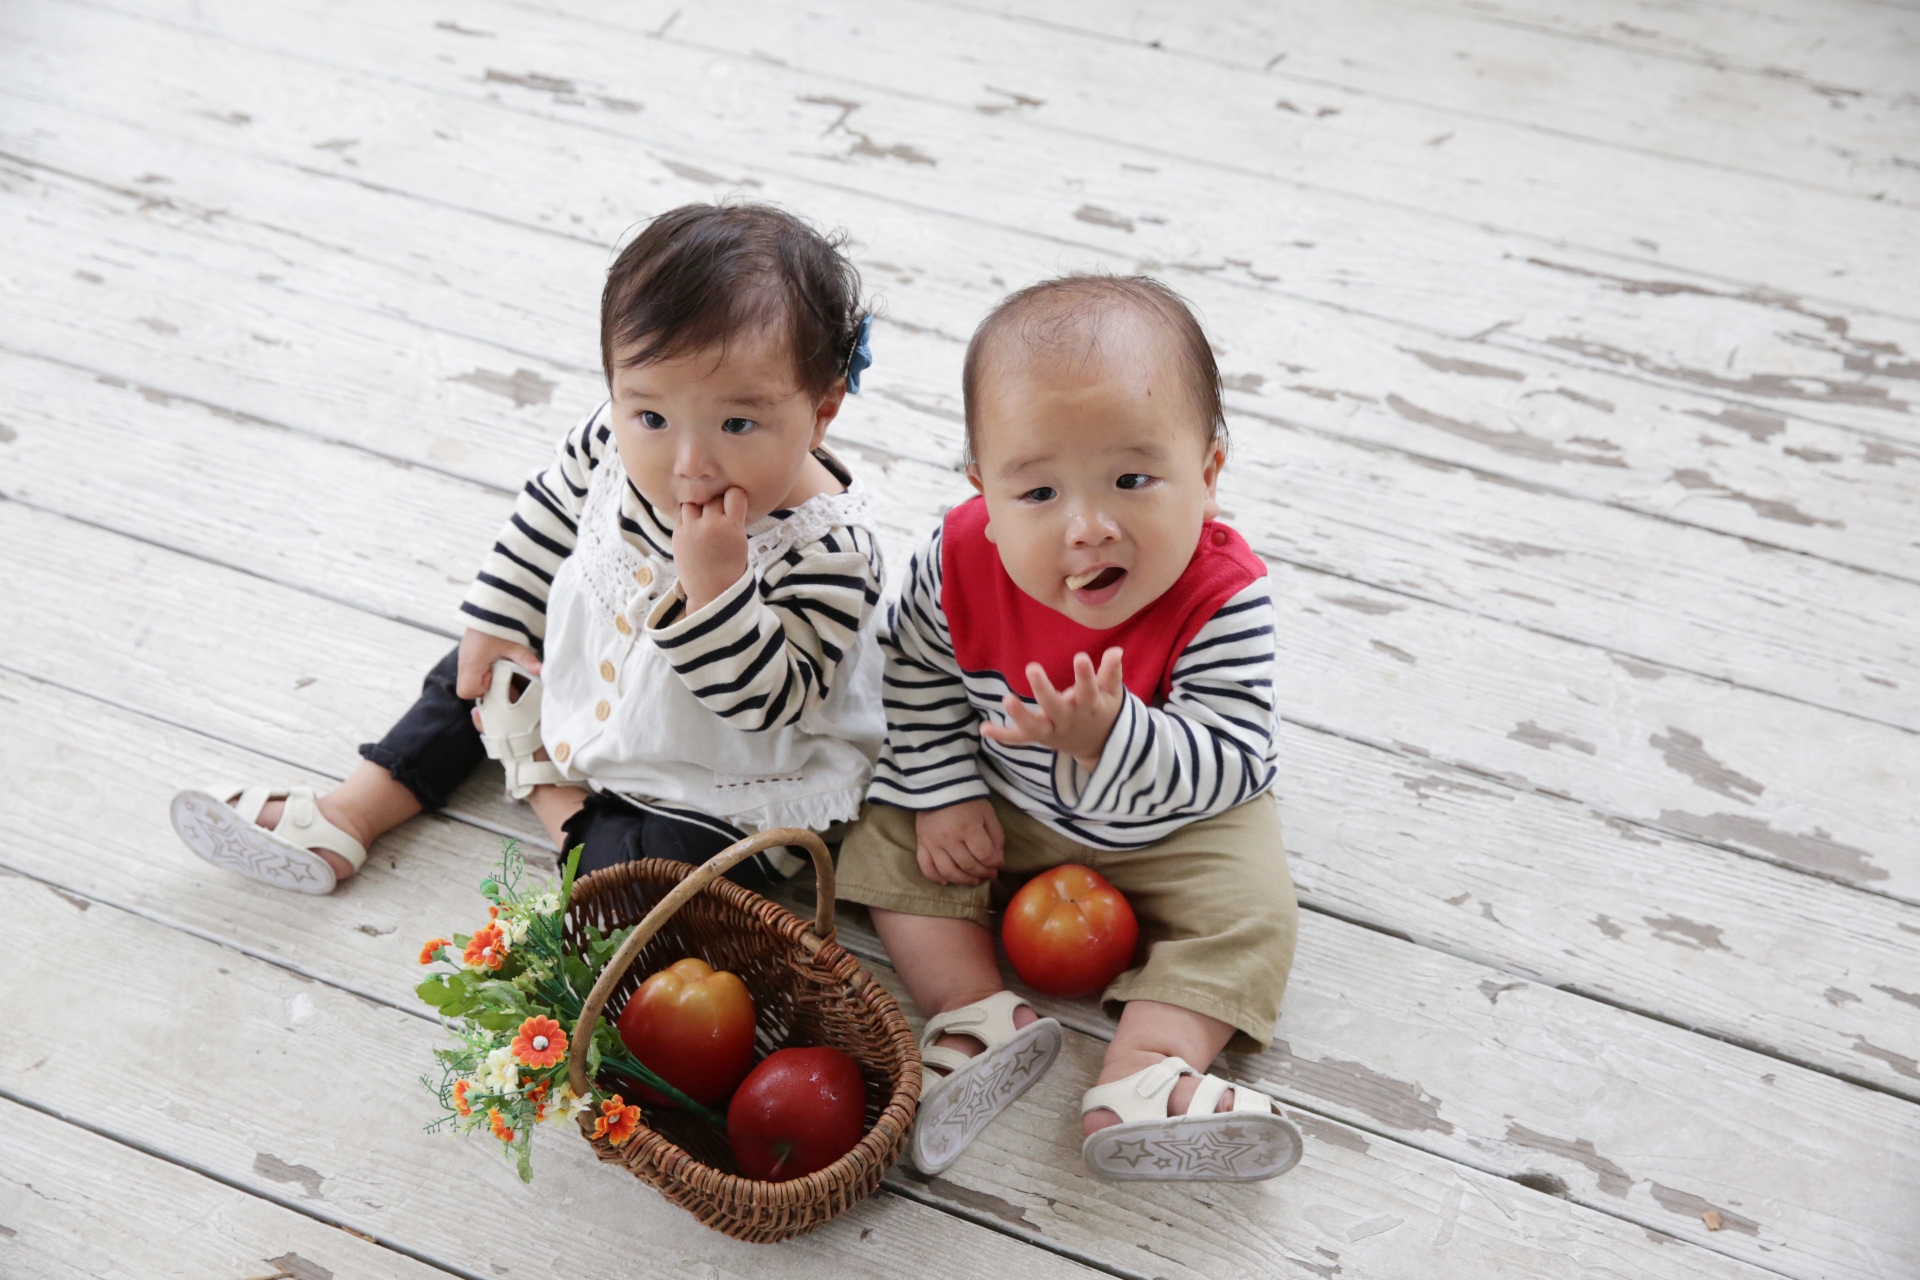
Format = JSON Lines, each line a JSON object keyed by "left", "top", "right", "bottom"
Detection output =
{"left": 5, "top": 124, "right": 1920, "bottom": 752}
{"left": 0, "top": 715, "right": 1799, "bottom": 1280}
{"left": 9, "top": 0, "right": 1920, "bottom": 448}
{"left": 2, "top": 492, "right": 1915, "bottom": 1104}
{"left": 936, "top": 0, "right": 1920, "bottom": 201}
{"left": 0, "top": 1097, "right": 448, "bottom": 1280}
{"left": 2, "top": 879, "right": 1106, "bottom": 1280}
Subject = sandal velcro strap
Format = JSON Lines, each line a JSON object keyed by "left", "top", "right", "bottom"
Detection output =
{"left": 476, "top": 659, "right": 566, "bottom": 799}
{"left": 232, "top": 784, "right": 366, "bottom": 872}
{"left": 920, "top": 989, "right": 1032, "bottom": 1053}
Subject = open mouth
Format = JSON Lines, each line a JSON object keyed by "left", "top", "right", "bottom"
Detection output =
{"left": 1065, "top": 566, "right": 1127, "bottom": 594}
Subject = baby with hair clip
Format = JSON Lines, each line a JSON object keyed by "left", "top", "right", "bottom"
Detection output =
{"left": 173, "top": 203, "right": 887, "bottom": 895}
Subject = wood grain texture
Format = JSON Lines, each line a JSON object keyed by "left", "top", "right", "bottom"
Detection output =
{"left": 0, "top": 670, "right": 1845, "bottom": 1278}
{"left": 0, "top": 1098, "right": 448, "bottom": 1280}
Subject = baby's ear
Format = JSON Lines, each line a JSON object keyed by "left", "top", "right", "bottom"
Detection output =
{"left": 811, "top": 379, "right": 848, "bottom": 445}
{"left": 1201, "top": 442, "right": 1226, "bottom": 521}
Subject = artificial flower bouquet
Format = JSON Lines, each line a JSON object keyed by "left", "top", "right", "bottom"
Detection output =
{"left": 416, "top": 841, "right": 726, "bottom": 1181}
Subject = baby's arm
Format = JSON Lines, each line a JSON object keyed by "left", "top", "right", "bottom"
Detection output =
{"left": 648, "top": 523, "right": 883, "bottom": 731}
{"left": 456, "top": 404, "right": 610, "bottom": 692}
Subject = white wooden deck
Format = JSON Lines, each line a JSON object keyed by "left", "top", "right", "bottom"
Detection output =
{"left": 2, "top": 1, "right": 1917, "bottom": 1275}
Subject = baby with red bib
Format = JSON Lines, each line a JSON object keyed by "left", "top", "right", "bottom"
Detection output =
{"left": 837, "top": 276, "right": 1302, "bottom": 1182}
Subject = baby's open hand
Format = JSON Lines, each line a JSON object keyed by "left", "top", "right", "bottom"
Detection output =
{"left": 914, "top": 799, "right": 1005, "bottom": 886}
{"left": 674, "top": 487, "right": 750, "bottom": 611}
{"left": 981, "top": 647, "right": 1126, "bottom": 774}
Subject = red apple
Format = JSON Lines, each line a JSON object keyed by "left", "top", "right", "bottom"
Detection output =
{"left": 727, "top": 1047, "right": 867, "bottom": 1181}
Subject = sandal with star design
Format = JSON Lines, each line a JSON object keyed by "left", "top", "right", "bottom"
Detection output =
{"left": 1081, "top": 1055, "right": 1302, "bottom": 1181}
{"left": 908, "top": 990, "right": 1062, "bottom": 1176}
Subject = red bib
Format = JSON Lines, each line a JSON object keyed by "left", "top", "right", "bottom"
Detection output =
{"left": 940, "top": 496, "right": 1267, "bottom": 707}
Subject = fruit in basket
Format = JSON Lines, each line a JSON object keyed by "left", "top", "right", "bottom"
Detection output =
{"left": 1001, "top": 864, "right": 1139, "bottom": 998}
{"left": 727, "top": 1047, "right": 867, "bottom": 1181}
{"left": 616, "top": 957, "right": 756, "bottom": 1106}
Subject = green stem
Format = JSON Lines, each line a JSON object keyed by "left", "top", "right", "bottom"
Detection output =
{"left": 598, "top": 1046, "right": 730, "bottom": 1130}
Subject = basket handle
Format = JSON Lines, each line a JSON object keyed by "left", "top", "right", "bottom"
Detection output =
{"left": 565, "top": 827, "right": 834, "bottom": 1100}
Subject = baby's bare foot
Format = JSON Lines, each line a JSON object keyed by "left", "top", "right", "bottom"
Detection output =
{"left": 232, "top": 793, "right": 371, "bottom": 881}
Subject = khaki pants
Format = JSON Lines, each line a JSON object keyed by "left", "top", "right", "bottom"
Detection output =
{"left": 836, "top": 790, "right": 1297, "bottom": 1052}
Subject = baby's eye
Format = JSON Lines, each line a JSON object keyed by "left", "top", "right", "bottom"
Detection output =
{"left": 1018, "top": 486, "right": 1058, "bottom": 503}
{"left": 721, "top": 417, "right": 757, "bottom": 435}
{"left": 639, "top": 410, "right": 668, "bottom": 430}
{"left": 1116, "top": 473, "right": 1155, "bottom": 490}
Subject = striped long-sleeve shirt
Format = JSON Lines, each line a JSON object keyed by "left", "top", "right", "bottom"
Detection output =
{"left": 460, "top": 403, "right": 882, "bottom": 732}
{"left": 867, "top": 507, "right": 1280, "bottom": 849}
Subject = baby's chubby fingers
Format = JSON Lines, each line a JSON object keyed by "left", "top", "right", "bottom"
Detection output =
{"left": 1095, "top": 646, "right": 1125, "bottom": 699}
{"left": 981, "top": 693, "right": 1052, "bottom": 745}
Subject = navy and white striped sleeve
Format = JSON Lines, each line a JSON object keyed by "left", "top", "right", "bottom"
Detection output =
{"left": 1051, "top": 579, "right": 1278, "bottom": 823}
{"left": 458, "top": 404, "right": 611, "bottom": 648}
{"left": 865, "top": 529, "right": 993, "bottom": 810}
{"left": 648, "top": 525, "right": 884, "bottom": 732}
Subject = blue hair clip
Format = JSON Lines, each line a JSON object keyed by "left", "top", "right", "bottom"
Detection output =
{"left": 845, "top": 313, "right": 874, "bottom": 394}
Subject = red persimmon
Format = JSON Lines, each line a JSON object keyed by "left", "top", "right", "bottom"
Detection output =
{"left": 616, "top": 957, "right": 755, "bottom": 1107}
{"left": 727, "top": 1047, "right": 867, "bottom": 1181}
{"left": 1001, "top": 864, "right": 1139, "bottom": 998}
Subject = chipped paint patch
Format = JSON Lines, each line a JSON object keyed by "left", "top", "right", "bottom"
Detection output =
{"left": 1457, "top": 534, "right": 1565, "bottom": 559}
{"left": 1648, "top": 1184, "right": 1759, "bottom": 1236}
{"left": 1478, "top": 980, "right": 1525, "bottom": 1005}
{"left": 1648, "top": 729, "right": 1764, "bottom": 802}
{"left": 1873, "top": 985, "right": 1920, "bottom": 1011}
{"left": 925, "top": 1175, "right": 1048, "bottom": 1229}
{"left": 1269, "top": 1041, "right": 1453, "bottom": 1134}
{"left": 1506, "top": 1125, "right": 1632, "bottom": 1197}
{"left": 1287, "top": 1108, "right": 1369, "bottom": 1154}
{"left": 1642, "top": 914, "right": 1728, "bottom": 951}
{"left": 1593, "top": 914, "right": 1624, "bottom": 939}
{"left": 484, "top": 68, "right": 576, "bottom": 94}
{"left": 1371, "top": 640, "right": 1416, "bottom": 665}
{"left": 253, "top": 1151, "right": 324, "bottom": 1198}
{"left": 1510, "top": 1171, "right": 1570, "bottom": 1198}
{"left": 1399, "top": 774, "right": 1501, "bottom": 802}
{"left": 1657, "top": 811, "right": 1887, "bottom": 882}
{"left": 450, "top": 367, "right": 556, "bottom": 408}
{"left": 1386, "top": 395, "right": 1625, "bottom": 467}
{"left": 1609, "top": 655, "right": 1666, "bottom": 680}
{"left": 1854, "top": 1039, "right": 1920, "bottom": 1079}
{"left": 1824, "top": 987, "right": 1861, "bottom": 1006}
{"left": 1324, "top": 595, "right": 1405, "bottom": 615}
{"left": 1400, "top": 349, "right": 1524, "bottom": 380}
{"left": 1682, "top": 406, "right": 1786, "bottom": 442}
{"left": 1670, "top": 469, "right": 1842, "bottom": 527}
{"left": 1508, "top": 721, "right": 1596, "bottom": 755}
{"left": 1073, "top": 204, "right": 1134, "bottom": 231}
{"left": 266, "top": 1254, "right": 334, "bottom": 1280}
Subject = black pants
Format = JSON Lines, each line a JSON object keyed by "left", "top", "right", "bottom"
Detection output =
{"left": 360, "top": 647, "right": 794, "bottom": 890}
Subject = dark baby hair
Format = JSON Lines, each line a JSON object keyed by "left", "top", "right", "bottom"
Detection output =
{"left": 961, "top": 274, "right": 1226, "bottom": 462}
{"left": 600, "top": 203, "right": 866, "bottom": 402}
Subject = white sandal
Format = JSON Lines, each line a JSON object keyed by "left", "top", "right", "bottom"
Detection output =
{"left": 476, "top": 659, "right": 566, "bottom": 800}
{"left": 1081, "top": 1056, "right": 1302, "bottom": 1181}
{"left": 169, "top": 784, "right": 367, "bottom": 895}
{"left": 909, "top": 991, "right": 1063, "bottom": 1175}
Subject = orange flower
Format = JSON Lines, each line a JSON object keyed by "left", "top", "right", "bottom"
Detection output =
{"left": 488, "top": 1106, "right": 515, "bottom": 1143}
{"left": 462, "top": 923, "right": 507, "bottom": 969}
{"left": 488, "top": 905, "right": 500, "bottom": 919}
{"left": 452, "top": 1078, "right": 473, "bottom": 1117}
{"left": 510, "top": 1015, "right": 568, "bottom": 1069}
{"left": 418, "top": 937, "right": 450, "bottom": 965}
{"left": 592, "top": 1094, "right": 641, "bottom": 1146}
{"left": 527, "top": 1080, "right": 551, "bottom": 1124}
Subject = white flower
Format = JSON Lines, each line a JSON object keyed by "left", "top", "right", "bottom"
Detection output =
{"left": 549, "top": 1083, "right": 593, "bottom": 1125}
{"left": 477, "top": 1045, "right": 520, "bottom": 1095}
{"left": 531, "top": 891, "right": 561, "bottom": 916}
{"left": 502, "top": 915, "right": 530, "bottom": 945}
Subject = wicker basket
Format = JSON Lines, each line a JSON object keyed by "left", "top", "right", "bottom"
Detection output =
{"left": 562, "top": 829, "right": 920, "bottom": 1243}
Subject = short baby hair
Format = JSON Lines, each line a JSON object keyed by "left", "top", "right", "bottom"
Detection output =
{"left": 601, "top": 203, "right": 866, "bottom": 402}
{"left": 961, "top": 274, "right": 1226, "bottom": 461}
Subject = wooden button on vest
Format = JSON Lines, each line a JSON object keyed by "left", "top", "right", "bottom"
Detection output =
{"left": 615, "top": 614, "right": 632, "bottom": 635}
{"left": 600, "top": 660, "right": 616, "bottom": 682}
{"left": 553, "top": 742, "right": 571, "bottom": 763}
{"left": 634, "top": 564, "right": 653, "bottom": 587}
{"left": 595, "top": 700, "right": 611, "bottom": 721}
